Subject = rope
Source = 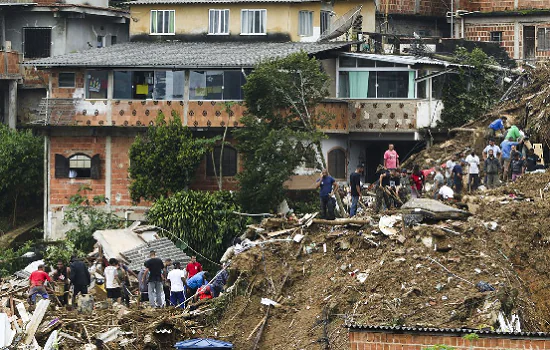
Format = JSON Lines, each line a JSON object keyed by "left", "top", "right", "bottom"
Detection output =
{"left": 154, "top": 226, "right": 222, "bottom": 267}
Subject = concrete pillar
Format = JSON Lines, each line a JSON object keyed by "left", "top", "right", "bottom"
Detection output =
{"left": 105, "top": 135, "right": 112, "bottom": 207}
{"left": 514, "top": 22, "right": 520, "bottom": 60}
{"left": 8, "top": 80, "right": 16, "bottom": 129}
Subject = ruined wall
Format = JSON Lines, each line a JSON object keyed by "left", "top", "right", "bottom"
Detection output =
{"left": 460, "top": 0, "right": 550, "bottom": 12}
{"left": 349, "top": 329, "right": 550, "bottom": 350}
{"left": 378, "top": 0, "right": 448, "bottom": 17}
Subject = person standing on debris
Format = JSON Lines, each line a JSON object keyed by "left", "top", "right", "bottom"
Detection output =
{"left": 167, "top": 262, "right": 187, "bottom": 308}
{"left": 501, "top": 137, "right": 523, "bottom": 182}
{"left": 398, "top": 168, "right": 411, "bottom": 203}
{"left": 52, "top": 260, "right": 70, "bottom": 306}
{"left": 137, "top": 266, "right": 149, "bottom": 303}
{"left": 432, "top": 168, "right": 445, "bottom": 198}
{"left": 349, "top": 164, "right": 363, "bottom": 217}
{"left": 162, "top": 258, "right": 173, "bottom": 307}
{"left": 29, "top": 264, "right": 51, "bottom": 304}
{"left": 104, "top": 258, "right": 122, "bottom": 303}
{"left": 444, "top": 155, "right": 457, "bottom": 186}
{"left": 505, "top": 124, "right": 522, "bottom": 142}
{"left": 186, "top": 256, "right": 203, "bottom": 279}
{"left": 483, "top": 139, "right": 501, "bottom": 160}
{"left": 142, "top": 250, "right": 165, "bottom": 308}
{"left": 316, "top": 169, "right": 338, "bottom": 219}
{"left": 487, "top": 116, "right": 507, "bottom": 139}
{"left": 210, "top": 265, "right": 229, "bottom": 298}
{"left": 452, "top": 161, "right": 465, "bottom": 194}
{"left": 410, "top": 165, "right": 424, "bottom": 198}
{"left": 69, "top": 256, "right": 91, "bottom": 305}
{"left": 465, "top": 151, "right": 480, "bottom": 192}
{"left": 510, "top": 152, "right": 526, "bottom": 182}
{"left": 383, "top": 144, "right": 399, "bottom": 169}
{"left": 484, "top": 149, "right": 501, "bottom": 189}
{"left": 118, "top": 261, "right": 137, "bottom": 307}
{"left": 526, "top": 148, "right": 542, "bottom": 172}
{"left": 375, "top": 167, "right": 400, "bottom": 212}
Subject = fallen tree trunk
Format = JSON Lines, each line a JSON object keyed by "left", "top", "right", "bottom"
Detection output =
{"left": 312, "top": 218, "right": 371, "bottom": 225}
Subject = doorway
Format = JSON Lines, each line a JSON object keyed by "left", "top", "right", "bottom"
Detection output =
{"left": 523, "top": 26, "right": 535, "bottom": 61}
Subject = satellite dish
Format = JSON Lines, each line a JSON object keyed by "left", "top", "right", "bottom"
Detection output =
{"left": 318, "top": 5, "right": 362, "bottom": 42}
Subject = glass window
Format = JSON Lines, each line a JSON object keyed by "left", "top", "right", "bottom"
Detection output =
{"left": 190, "top": 70, "right": 245, "bottom": 100}
{"left": 58, "top": 72, "right": 75, "bottom": 88}
{"left": 299, "top": 11, "right": 313, "bottom": 37}
{"left": 86, "top": 71, "right": 108, "bottom": 99}
{"left": 114, "top": 71, "right": 133, "bottom": 99}
{"left": 69, "top": 154, "right": 91, "bottom": 178}
{"left": 154, "top": 71, "right": 185, "bottom": 100}
{"left": 241, "top": 9, "right": 266, "bottom": 34}
{"left": 338, "top": 71, "right": 413, "bottom": 98}
{"left": 114, "top": 71, "right": 184, "bottom": 100}
{"left": 209, "top": 9, "right": 229, "bottom": 35}
{"left": 150, "top": 10, "right": 175, "bottom": 34}
{"left": 23, "top": 27, "right": 51, "bottom": 58}
{"left": 328, "top": 149, "right": 346, "bottom": 179}
{"left": 206, "top": 146, "right": 238, "bottom": 177}
{"left": 377, "top": 71, "right": 411, "bottom": 98}
{"left": 490, "top": 31, "right": 503, "bottom": 43}
{"left": 320, "top": 10, "right": 331, "bottom": 34}
{"left": 538, "top": 28, "right": 550, "bottom": 51}
{"left": 357, "top": 58, "right": 376, "bottom": 67}
{"left": 339, "top": 56, "right": 356, "bottom": 67}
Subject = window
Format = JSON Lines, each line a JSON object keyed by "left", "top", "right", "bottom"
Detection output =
{"left": 538, "top": 28, "right": 550, "bottom": 51}
{"left": 320, "top": 10, "right": 331, "bottom": 34}
{"left": 209, "top": 9, "right": 229, "bottom": 35}
{"left": 490, "top": 31, "right": 503, "bottom": 43}
{"left": 206, "top": 146, "right": 238, "bottom": 177}
{"left": 86, "top": 71, "right": 108, "bottom": 99}
{"left": 241, "top": 9, "right": 266, "bottom": 35}
{"left": 189, "top": 70, "right": 246, "bottom": 100}
{"left": 328, "top": 149, "right": 346, "bottom": 179}
{"left": 97, "top": 35, "right": 104, "bottom": 48}
{"left": 114, "top": 71, "right": 185, "bottom": 100}
{"left": 111, "top": 35, "right": 117, "bottom": 45}
{"left": 150, "top": 10, "right": 175, "bottom": 35}
{"left": 23, "top": 27, "right": 51, "bottom": 59}
{"left": 58, "top": 73, "right": 75, "bottom": 88}
{"left": 299, "top": 11, "right": 313, "bottom": 36}
{"left": 55, "top": 154, "right": 100, "bottom": 179}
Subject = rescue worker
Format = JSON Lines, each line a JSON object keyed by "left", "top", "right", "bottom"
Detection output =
{"left": 375, "top": 166, "right": 401, "bottom": 213}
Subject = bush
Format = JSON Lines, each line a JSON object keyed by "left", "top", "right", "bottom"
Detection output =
{"left": 147, "top": 191, "right": 247, "bottom": 268}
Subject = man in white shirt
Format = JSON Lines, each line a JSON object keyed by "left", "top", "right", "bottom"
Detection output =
{"left": 444, "top": 155, "right": 457, "bottom": 186}
{"left": 465, "top": 151, "right": 480, "bottom": 192}
{"left": 482, "top": 139, "right": 501, "bottom": 160}
{"left": 104, "top": 258, "right": 121, "bottom": 302}
{"left": 167, "top": 261, "right": 187, "bottom": 308}
{"left": 437, "top": 185, "right": 454, "bottom": 200}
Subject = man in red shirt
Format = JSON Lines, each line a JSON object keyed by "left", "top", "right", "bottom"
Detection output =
{"left": 186, "top": 256, "right": 202, "bottom": 278}
{"left": 29, "top": 264, "right": 52, "bottom": 303}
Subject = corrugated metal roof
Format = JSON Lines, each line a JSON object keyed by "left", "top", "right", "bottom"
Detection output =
{"left": 342, "top": 52, "right": 462, "bottom": 68}
{"left": 27, "top": 41, "right": 353, "bottom": 68}
{"left": 345, "top": 324, "right": 550, "bottom": 338}
{"left": 122, "top": 237, "right": 190, "bottom": 271}
{"left": 127, "top": 0, "right": 317, "bottom": 4}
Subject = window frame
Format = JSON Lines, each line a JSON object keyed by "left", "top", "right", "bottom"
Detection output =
{"left": 55, "top": 153, "right": 100, "bottom": 179}
{"left": 150, "top": 10, "right": 176, "bottom": 35}
{"left": 189, "top": 70, "right": 246, "bottom": 101}
{"left": 85, "top": 70, "right": 109, "bottom": 100}
{"left": 320, "top": 10, "right": 331, "bottom": 34}
{"left": 58, "top": 72, "right": 76, "bottom": 88}
{"left": 209, "top": 9, "right": 230, "bottom": 35}
{"left": 206, "top": 145, "right": 238, "bottom": 177}
{"left": 336, "top": 55, "right": 417, "bottom": 99}
{"left": 538, "top": 27, "right": 550, "bottom": 51}
{"left": 298, "top": 10, "right": 314, "bottom": 37}
{"left": 22, "top": 27, "right": 52, "bottom": 59}
{"left": 490, "top": 31, "right": 503, "bottom": 43}
{"left": 240, "top": 9, "right": 267, "bottom": 35}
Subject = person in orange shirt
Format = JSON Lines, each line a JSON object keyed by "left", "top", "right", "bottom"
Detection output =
{"left": 29, "top": 264, "right": 51, "bottom": 304}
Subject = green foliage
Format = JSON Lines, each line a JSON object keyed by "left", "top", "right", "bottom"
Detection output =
{"left": 147, "top": 190, "right": 246, "bottom": 267}
{"left": 44, "top": 241, "right": 78, "bottom": 267}
{"left": 463, "top": 334, "right": 480, "bottom": 341}
{"left": 424, "top": 345, "right": 455, "bottom": 350}
{"left": 0, "top": 125, "right": 43, "bottom": 226}
{"left": 0, "top": 241, "right": 33, "bottom": 277}
{"left": 235, "top": 51, "right": 332, "bottom": 213}
{"left": 128, "top": 111, "right": 219, "bottom": 203}
{"left": 287, "top": 190, "right": 319, "bottom": 214}
{"left": 440, "top": 47, "right": 504, "bottom": 128}
{"left": 64, "top": 185, "right": 122, "bottom": 253}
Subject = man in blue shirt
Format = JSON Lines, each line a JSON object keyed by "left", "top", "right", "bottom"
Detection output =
{"left": 500, "top": 137, "right": 522, "bottom": 182}
{"left": 487, "top": 116, "right": 507, "bottom": 140}
{"left": 452, "top": 161, "right": 465, "bottom": 194}
{"left": 316, "top": 169, "right": 338, "bottom": 219}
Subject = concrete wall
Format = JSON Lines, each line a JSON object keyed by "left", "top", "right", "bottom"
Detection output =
{"left": 321, "top": 135, "right": 348, "bottom": 180}
{"left": 349, "top": 329, "right": 550, "bottom": 350}
{"left": 375, "top": 16, "right": 449, "bottom": 37}
{"left": 129, "top": 0, "right": 374, "bottom": 41}
{"left": 460, "top": 0, "right": 550, "bottom": 12}
{"left": 5, "top": 10, "right": 128, "bottom": 58}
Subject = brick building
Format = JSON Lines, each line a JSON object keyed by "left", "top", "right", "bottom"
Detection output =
{"left": 375, "top": 0, "right": 450, "bottom": 39}
{"left": 347, "top": 324, "right": 550, "bottom": 350}
{"left": 457, "top": 0, "right": 550, "bottom": 62}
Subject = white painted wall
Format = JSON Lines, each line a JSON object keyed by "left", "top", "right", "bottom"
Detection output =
{"left": 416, "top": 99, "right": 443, "bottom": 128}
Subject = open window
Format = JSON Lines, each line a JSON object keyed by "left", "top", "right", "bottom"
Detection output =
{"left": 23, "top": 27, "right": 51, "bottom": 59}
{"left": 55, "top": 154, "right": 100, "bottom": 179}
{"left": 328, "top": 148, "right": 346, "bottom": 179}
{"left": 206, "top": 146, "right": 237, "bottom": 177}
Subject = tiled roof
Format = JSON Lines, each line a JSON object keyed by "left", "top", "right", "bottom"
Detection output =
{"left": 127, "top": 0, "right": 318, "bottom": 4}
{"left": 345, "top": 324, "right": 550, "bottom": 339}
{"left": 121, "top": 237, "right": 190, "bottom": 271}
{"left": 27, "top": 41, "right": 354, "bottom": 68}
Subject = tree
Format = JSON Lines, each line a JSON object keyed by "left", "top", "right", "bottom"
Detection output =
{"left": 439, "top": 47, "right": 504, "bottom": 127}
{"left": 128, "top": 111, "right": 219, "bottom": 203}
{"left": 234, "top": 51, "right": 336, "bottom": 213}
{"left": 0, "top": 125, "right": 43, "bottom": 226}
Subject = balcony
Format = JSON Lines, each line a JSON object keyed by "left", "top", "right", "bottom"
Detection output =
{"left": 348, "top": 100, "right": 418, "bottom": 132}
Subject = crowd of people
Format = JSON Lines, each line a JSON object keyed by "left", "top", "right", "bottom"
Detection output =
{"left": 316, "top": 118, "right": 545, "bottom": 217}
{"left": 28, "top": 251, "right": 229, "bottom": 310}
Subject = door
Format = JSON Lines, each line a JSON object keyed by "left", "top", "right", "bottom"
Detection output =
{"left": 523, "top": 26, "right": 535, "bottom": 61}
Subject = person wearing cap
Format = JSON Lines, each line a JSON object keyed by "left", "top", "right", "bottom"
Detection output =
{"left": 167, "top": 262, "right": 187, "bottom": 308}
{"left": 487, "top": 116, "right": 507, "bottom": 139}
{"left": 349, "top": 164, "right": 364, "bottom": 217}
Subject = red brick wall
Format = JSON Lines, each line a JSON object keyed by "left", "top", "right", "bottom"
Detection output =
{"left": 379, "top": 0, "right": 447, "bottom": 17}
{"left": 349, "top": 330, "right": 550, "bottom": 350}
{"left": 461, "top": 0, "right": 550, "bottom": 12}
{"left": 0, "top": 51, "right": 21, "bottom": 76}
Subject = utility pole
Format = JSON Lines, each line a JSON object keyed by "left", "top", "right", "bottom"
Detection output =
{"left": 450, "top": 0, "right": 454, "bottom": 39}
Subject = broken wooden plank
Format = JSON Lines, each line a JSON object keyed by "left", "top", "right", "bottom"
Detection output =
{"left": 23, "top": 299, "right": 50, "bottom": 345}
{"left": 312, "top": 218, "right": 371, "bottom": 225}
{"left": 267, "top": 228, "right": 298, "bottom": 238}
